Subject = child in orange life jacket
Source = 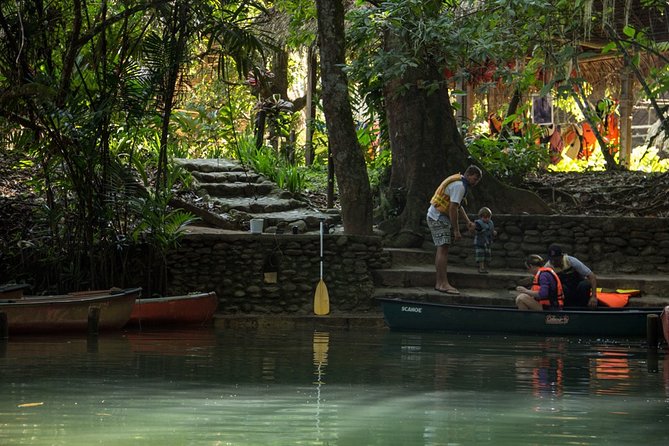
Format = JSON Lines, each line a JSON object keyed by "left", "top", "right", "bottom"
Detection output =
{"left": 515, "top": 254, "right": 564, "bottom": 310}
{"left": 473, "top": 207, "right": 497, "bottom": 273}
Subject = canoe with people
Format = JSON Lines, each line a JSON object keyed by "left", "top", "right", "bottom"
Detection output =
{"left": 377, "top": 297, "right": 666, "bottom": 338}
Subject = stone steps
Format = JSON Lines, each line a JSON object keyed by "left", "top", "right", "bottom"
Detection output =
{"left": 208, "top": 195, "right": 307, "bottom": 213}
{"left": 191, "top": 171, "right": 262, "bottom": 183}
{"left": 176, "top": 158, "right": 244, "bottom": 173}
{"left": 372, "top": 247, "right": 669, "bottom": 307}
{"left": 372, "top": 264, "right": 525, "bottom": 290}
{"left": 198, "top": 182, "right": 276, "bottom": 198}
{"left": 174, "top": 158, "right": 338, "bottom": 232}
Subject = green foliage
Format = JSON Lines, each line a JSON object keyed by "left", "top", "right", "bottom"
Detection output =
{"left": 255, "top": 94, "right": 301, "bottom": 150}
{"left": 129, "top": 189, "right": 197, "bottom": 254}
{"left": 367, "top": 149, "right": 392, "bottom": 191}
{"left": 356, "top": 121, "right": 383, "bottom": 162}
{"left": 235, "top": 133, "right": 307, "bottom": 194}
{"left": 301, "top": 162, "right": 330, "bottom": 194}
{"left": 309, "top": 117, "right": 331, "bottom": 164}
{"left": 3, "top": 0, "right": 669, "bottom": 287}
{"left": 631, "top": 146, "right": 669, "bottom": 172}
{"left": 550, "top": 145, "right": 669, "bottom": 173}
{"left": 468, "top": 131, "right": 550, "bottom": 185}
{"left": 130, "top": 194, "right": 197, "bottom": 252}
{"left": 275, "top": 0, "right": 318, "bottom": 47}
{"left": 276, "top": 165, "right": 305, "bottom": 193}
{"left": 0, "top": 0, "right": 269, "bottom": 291}
{"left": 129, "top": 160, "right": 198, "bottom": 295}
{"left": 174, "top": 66, "right": 257, "bottom": 158}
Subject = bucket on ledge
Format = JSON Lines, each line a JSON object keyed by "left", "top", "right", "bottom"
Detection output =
{"left": 250, "top": 218, "right": 264, "bottom": 234}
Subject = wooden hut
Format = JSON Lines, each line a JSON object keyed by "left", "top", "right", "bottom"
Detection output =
{"left": 456, "top": 0, "right": 669, "bottom": 167}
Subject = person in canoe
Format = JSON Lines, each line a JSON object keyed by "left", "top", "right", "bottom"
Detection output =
{"left": 426, "top": 165, "right": 482, "bottom": 295}
{"left": 545, "top": 244, "right": 598, "bottom": 307}
{"left": 515, "top": 254, "right": 565, "bottom": 310}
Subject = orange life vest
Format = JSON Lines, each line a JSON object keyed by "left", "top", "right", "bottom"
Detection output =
{"left": 531, "top": 267, "right": 564, "bottom": 308}
{"left": 430, "top": 173, "right": 464, "bottom": 214}
{"left": 580, "top": 122, "right": 597, "bottom": 159}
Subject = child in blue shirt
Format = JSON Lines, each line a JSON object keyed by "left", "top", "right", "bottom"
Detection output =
{"left": 473, "top": 207, "right": 497, "bottom": 273}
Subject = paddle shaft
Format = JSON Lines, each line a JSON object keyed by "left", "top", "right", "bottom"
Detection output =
{"left": 320, "top": 221, "right": 324, "bottom": 280}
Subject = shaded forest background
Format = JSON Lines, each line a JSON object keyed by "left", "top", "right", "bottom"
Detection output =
{"left": 1, "top": 0, "right": 668, "bottom": 294}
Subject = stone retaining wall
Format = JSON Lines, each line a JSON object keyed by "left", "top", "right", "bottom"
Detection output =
{"left": 167, "top": 215, "right": 668, "bottom": 314}
{"left": 167, "top": 231, "right": 391, "bottom": 314}
{"left": 449, "top": 214, "right": 669, "bottom": 273}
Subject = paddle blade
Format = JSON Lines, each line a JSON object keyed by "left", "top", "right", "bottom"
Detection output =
{"left": 314, "top": 280, "right": 330, "bottom": 315}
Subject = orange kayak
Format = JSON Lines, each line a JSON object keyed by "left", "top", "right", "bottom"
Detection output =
{"left": 127, "top": 291, "right": 218, "bottom": 326}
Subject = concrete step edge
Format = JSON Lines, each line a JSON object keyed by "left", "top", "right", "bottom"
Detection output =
{"left": 373, "top": 264, "right": 669, "bottom": 283}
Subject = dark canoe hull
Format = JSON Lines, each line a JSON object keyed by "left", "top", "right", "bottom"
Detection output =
{"left": 0, "top": 288, "right": 141, "bottom": 334}
{"left": 377, "top": 298, "right": 665, "bottom": 337}
{"left": 0, "top": 283, "right": 30, "bottom": 300}
{"left": 127, "top": 291, "right": 218, "bottom": 326}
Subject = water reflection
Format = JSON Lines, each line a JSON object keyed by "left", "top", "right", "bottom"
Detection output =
{"left": 313, "top": 331, "right": 329, "bottom": 442}
{"left": 0, "top": 328, "right": 667, "bottom": 445}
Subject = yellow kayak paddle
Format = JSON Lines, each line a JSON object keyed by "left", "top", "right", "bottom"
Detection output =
{"left": 314, "top": 220, "right": 330, "bottom": 315}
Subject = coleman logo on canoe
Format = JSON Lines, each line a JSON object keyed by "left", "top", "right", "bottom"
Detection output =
{"left": 545, "top": 315, "right": 569, "bottom": 325}
{"left": 401, "top": 306, "right": 422, "bottom": 313}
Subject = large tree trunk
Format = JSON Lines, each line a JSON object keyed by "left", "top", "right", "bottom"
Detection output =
{"left": 383, "top": 58, "right": 550, "bottom": 247}
{"left": 315, "top": 0, "right": 373, "bottom": 235}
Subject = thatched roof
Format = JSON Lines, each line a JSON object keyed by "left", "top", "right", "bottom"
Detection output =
{"left": 482, "top": 0, "right": 668, "bottom": 112}
{"left": 575, "top": 0, "right": 668, "bottom": 96}
{"left": 584, "top": 0, "right": 669, "bottom": 45}
{"left": 577, "top": 53, "right": 664, "bottom": 98}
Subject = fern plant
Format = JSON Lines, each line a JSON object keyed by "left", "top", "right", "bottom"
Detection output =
{"left": 234, "top": 132, "right": 307, "bottom": 194}
{"left": 129, "top": 159, "right": 198, "bottom": 296}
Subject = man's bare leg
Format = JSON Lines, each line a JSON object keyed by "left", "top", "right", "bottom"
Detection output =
{"left": 435, "top": 245, "right": 456, "bottom": 291}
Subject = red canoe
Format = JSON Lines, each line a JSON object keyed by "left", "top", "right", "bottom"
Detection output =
{"left": 1, "top": 288, "right": 140, "bottom": 335}
{"left": 128, "top": 291, "right": 218, "bottom": 326}
{"left": 0, "top": 283, "right": 30, "bottom": 300}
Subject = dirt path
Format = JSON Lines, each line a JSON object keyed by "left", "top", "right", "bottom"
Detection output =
{"left": 520, "top": 171, "right": 669, "bottom": 217}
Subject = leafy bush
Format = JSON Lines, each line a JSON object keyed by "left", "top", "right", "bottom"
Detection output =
{"left": 550, "top": 144, "right": 669, "bottom": 172}
{"left": 300, "top": 162, "right": 331, "bottom": 195}
{"left": 235, "top": 133, "right": 307, "bottom": 194}
{"left": 276, "top": 166, "right": 305, "bottom": 193}
{"left": 467, "top": 133, "right": 549, "bottom": 185}
{"left": 173, "top": 76, "right": 256, "bottom": 159}
{"left": 630, "top": 146, "right": 669, "bottom": 171}
{"left": 367, "top": 149, "right": 392, "bottom": 191}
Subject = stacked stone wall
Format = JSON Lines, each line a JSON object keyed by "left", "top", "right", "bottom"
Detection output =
{"left": 449, "top": 214, "right": 669, "bottom": 273}
{"left": 167, "top": 232, "right": 391, "bottom": 314}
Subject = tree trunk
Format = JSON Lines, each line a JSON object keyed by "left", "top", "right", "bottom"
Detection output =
{"left": 315, "top": 0, "right": 373, "bottom": 235}
{"left": 271, "top": 46, "right": 307, "bottom": 112}
{"left": 383, "top": 56, "right": 550, "bottom": 247}
{"left": 304, "top": 44, "right": 318, "bottom": 166}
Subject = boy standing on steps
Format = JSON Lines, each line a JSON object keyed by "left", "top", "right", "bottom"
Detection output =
{"left": 473, "top": 207, "right": 496, "bottom": 273}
